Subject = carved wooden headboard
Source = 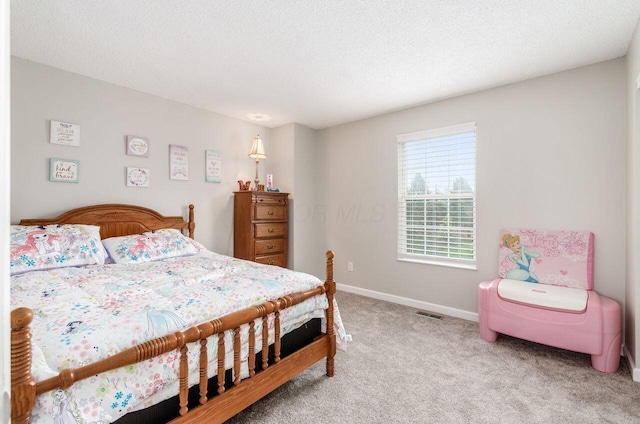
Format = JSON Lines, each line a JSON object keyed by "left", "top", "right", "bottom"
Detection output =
{"left": 19, "top": 204, "right": 195, "bottom": 239}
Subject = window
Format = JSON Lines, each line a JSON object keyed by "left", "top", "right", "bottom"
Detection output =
{"left": 397, "top": 122, "right": 476, "bottom": 268}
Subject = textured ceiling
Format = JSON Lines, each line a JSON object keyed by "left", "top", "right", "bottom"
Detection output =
{"left": 10, "top": 1, "right": 640, "bottom": 129}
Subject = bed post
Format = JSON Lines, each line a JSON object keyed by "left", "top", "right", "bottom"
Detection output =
{"left": 188, "top": 204, "right": 195, "bottom": 239}
{"left": 11, "top": 308, "right": 36, "bottom": 424}
{"left": 325, "top": 251, "right": 336, "bottom": 377}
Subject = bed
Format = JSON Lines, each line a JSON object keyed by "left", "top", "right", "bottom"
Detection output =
{"left": 10, "top": 203, "right": 344, "bottom": 423}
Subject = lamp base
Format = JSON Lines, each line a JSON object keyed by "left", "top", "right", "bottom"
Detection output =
{"left": 253, "top": 159, "right": 260, "bottom": 191}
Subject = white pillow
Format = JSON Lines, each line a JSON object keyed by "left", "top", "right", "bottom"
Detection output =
{"left": 10, "top": 224, "right": 107, "bottom": 275}
{"left": 102, "top": 229, "right": 199, "bottom": 264}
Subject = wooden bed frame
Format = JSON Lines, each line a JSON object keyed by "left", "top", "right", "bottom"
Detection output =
{"left": 10, "top": 204, "right": 336, "bottom": 423}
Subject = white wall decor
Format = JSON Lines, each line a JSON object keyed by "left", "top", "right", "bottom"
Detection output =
{"left": 169, "top": 144, "right": 189, "bottom": 180}
{"left": 50, "top": 120, "right": 80, "bottom": 147}
{"left": 126, "top": 167, "right": 149, "bottom": 187}
{"left": 49, "top": 158, "right": 79, "bottom": 183}
{"left": 205, "top": 150, "right": 221, "bottom": 183}
{"left": 126, "top": 135, "right": 150, "bottom": 157}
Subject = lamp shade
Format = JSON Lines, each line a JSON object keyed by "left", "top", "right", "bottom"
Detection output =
{"left": 248, "top": 135, "right": 267, "bottom": 159}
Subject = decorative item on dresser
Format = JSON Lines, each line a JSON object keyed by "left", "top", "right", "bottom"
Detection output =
{"left": 234, "top": 191, "right": 289, "bottom": 267}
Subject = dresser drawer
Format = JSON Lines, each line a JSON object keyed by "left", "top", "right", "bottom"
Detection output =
{"left": 255, "top": 254, "right": 286, "bottom": 267}
{"left": 254, "top": 204, "right": 286, "bottom": 221}
{"left": 253, "top": 195, "right": 287, "bottom": 205}
{"left": 255, "top": 239, "right": 285, "bottom": 255}
{"left": 255, "top": 223, "right": 286, "bottom": 239}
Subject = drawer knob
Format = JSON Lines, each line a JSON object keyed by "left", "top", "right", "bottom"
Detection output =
{"left": 267, "top": 244, "right": 274, "bottom": 249}
{"left": 267, "top": 228, "right": 275, "bottom": 233}
{"left": 268, "top": 261, "right": 275, "bottom": 265}
{"left": 267, "top": 210, "right": 275, "bottom": 216}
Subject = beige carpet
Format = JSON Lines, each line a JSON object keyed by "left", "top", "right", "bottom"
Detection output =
{"left": 226, "top": 291, "right": 640, "bottom": 423}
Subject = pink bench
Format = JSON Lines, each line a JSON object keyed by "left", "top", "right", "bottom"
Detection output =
{"left": 478, "top": 229, "right": 622, "bottom": 373}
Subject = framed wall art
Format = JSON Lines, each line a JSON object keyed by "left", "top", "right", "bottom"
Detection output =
{"left": 169, "top": 144, "right": 189, "bottom": 180}
{"left": 50, "top": 120, "right": 80, "bottom": 147}
{"left": 49, "top": 158, "right": 80, "bottom": 183}
{"left": 205, "top": 150, "right": 222, "bottom": 183}
{"left": 126, "top": 135, "right": 150, "bottom": 157}
{"left": 126, "top": 167, "right": 150, "bottom": 187}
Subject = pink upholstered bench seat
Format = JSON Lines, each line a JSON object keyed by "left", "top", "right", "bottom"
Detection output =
{"left": 497, "top": 278, "right": 588, "bottom": 312}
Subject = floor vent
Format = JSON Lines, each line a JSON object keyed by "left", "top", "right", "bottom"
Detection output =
{"left": 416, "top": 311, "right": 443, "bottom": 320}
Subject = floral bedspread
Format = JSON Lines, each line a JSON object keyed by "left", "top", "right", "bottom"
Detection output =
{"left": 10, "top": 251, "right": 347, "bottom": 423}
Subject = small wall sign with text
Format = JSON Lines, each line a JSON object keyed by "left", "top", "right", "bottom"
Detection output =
{"left": 50, "top": 120, "right": 80, "bottom": 147}
{"left": 126, "top": 167, "right": 150, "bottom": 187}
{"left": 205, "top": 150, "right": 222, "bottom": 183}
{"left": 169, "top": 144, "right": 189, "bottom": 180}
{"left": 50, "top": 158, "right": 80, "bottom": 183}
{"left": 126, "top": 135, "right": 150, "bottom": 157}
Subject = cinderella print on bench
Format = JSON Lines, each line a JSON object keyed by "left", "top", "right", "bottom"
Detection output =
{"left": 478, "top": 229, "right": 622, "bottom": 373}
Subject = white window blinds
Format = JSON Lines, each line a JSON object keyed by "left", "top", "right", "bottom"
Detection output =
{"left": 397, "top": 122, "right": 476, "bottom": 268}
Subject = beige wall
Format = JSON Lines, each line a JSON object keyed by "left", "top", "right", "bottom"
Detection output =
{"left": 318, "top": 58, "right": 627, "bottom": 315}
{"left": 10, "top": 57, "right": 270, "bottom": 255}
{"left": 626, "top": 18, "right": 640, "bottom": 379}
{"left": 292, "top": 123, "right": 326, "bottom": 278}
{"left": 10, "top": 59, "right": 331, "bottom": 279}
{"left": 264, "top": 124, "right": 295, "bottom": 195}
{"left": 265, "top": 123, "right": 326, "bottom": 277}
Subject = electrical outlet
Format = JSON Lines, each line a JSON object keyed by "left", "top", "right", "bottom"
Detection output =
{"left": 347, "top": 261, "right": 354, "bottom": 272}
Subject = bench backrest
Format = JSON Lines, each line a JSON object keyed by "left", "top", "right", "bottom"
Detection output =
{"left": 498, "top": 229, "right": 594, "bottom": 290}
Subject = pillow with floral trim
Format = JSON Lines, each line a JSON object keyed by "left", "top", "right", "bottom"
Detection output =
{"left": 10, "top": 224, "right": 107, "bottom": 275}
{"left": 102, "top": 228, "right": 199, "bottom": 264}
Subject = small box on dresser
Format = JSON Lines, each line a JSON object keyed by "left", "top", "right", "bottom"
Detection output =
{"left": 234, "top": 191, "right": 289, "bottom": 267}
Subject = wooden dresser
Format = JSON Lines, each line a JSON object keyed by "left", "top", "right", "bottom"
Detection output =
{"left": 233, "top": 191, "right": 289, "bottom": 267}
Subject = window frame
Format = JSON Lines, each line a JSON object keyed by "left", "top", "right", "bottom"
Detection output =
{"left": 396, "top": 122, "right": 477, "bottom": 270}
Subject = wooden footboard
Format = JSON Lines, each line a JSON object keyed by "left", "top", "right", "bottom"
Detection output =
{"left": 10, "top": 251, "right": 336, "bottom": 424}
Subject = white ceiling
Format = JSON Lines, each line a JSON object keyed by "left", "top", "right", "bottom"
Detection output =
{"left": 10, "top": 1, "right": 640, "bottom": 130}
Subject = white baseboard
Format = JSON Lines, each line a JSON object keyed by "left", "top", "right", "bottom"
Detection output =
{"left": 623, "top": 345, "right": 640, "bottom": 382}
{"left": 336, "top": 283, "right": 479, "bottom": 322}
